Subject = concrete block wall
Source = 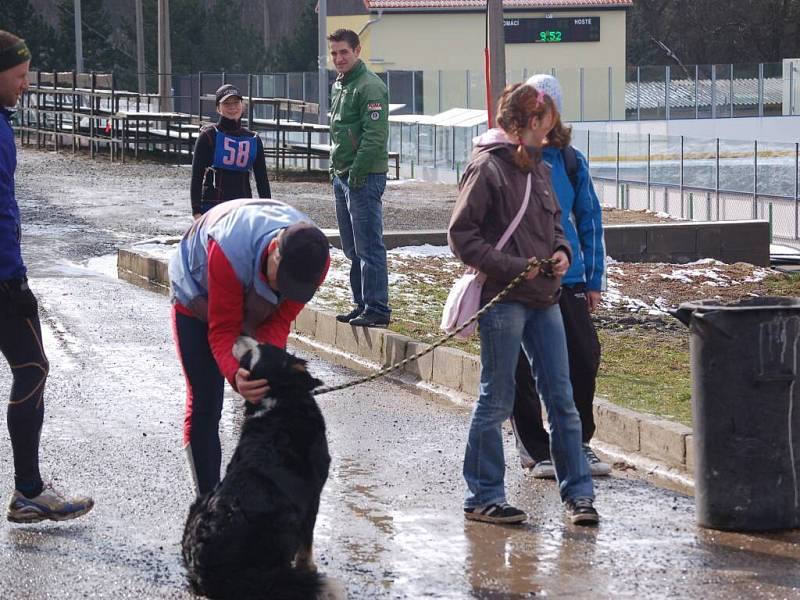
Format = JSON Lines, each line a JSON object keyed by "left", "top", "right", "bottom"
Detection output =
{"left": 603, "top": 220, "right": 770, "bottom": 266}
{"left": 326, "top": 221, "right": 771, "bottom": 266}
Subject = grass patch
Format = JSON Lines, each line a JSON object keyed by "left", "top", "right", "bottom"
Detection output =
{"left": 763, "top": 272, "right": 800, "bottom": 296}
{"left": 596, "top": 328, "right": 692, "bottom": 426}
{"left": 311, "top": 252, "right": 800, "bottom": 428}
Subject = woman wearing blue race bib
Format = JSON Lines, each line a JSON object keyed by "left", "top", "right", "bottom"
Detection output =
{"left": 190, "top": 84, "right": 271, "bottom": 218}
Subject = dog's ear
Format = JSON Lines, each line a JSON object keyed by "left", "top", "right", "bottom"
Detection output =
{"left": 233, "top": 336, "right": 259, "bottom": 368}
{"left": 286, "top": 356, "right": 323, "bottom": 392}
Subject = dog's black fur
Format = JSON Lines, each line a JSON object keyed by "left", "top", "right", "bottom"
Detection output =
{"left": 181, "top": 338, "right": 334, "bottom": 600}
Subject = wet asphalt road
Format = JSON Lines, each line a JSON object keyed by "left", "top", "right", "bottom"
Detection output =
{"left": 0, "top": 148, "right": 798, "bottom": 599}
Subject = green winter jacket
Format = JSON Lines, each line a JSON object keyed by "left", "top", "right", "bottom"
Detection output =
{"left": 329, "top": 60, "right": 389, "bottom": 187}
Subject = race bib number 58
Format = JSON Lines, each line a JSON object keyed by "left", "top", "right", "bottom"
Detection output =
{"left": 213, "top": 131, "right": 258, "bottom": 172}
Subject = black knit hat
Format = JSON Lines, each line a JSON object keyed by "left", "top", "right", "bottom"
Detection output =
{"left": 215, "top": 84, "right": 242, "bottom": 105}
{"left": 276, "top": 223, "right": 329, "bottom": 303}
{"left": 0, "top": 40, "right": 31, "bottom": 73}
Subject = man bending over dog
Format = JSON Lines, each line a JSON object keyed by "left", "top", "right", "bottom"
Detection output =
{"left": 169, "top": 198, "right": 330, "bottom": 495}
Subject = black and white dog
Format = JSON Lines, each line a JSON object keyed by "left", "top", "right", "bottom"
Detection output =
{"left": 181, "top": 337, "right": 340, "bottom": 600}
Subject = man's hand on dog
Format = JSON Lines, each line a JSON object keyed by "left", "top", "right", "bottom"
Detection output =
{"left": 235, "top": 368, "right": 269, "bottom": 404}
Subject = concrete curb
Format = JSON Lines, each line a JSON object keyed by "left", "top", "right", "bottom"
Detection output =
{"left": 118, "top": 245, "right": 695, "bottom": 486}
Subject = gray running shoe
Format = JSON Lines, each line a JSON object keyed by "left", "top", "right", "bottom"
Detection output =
{"left": 583, "top": 443, "right": 612, "bottom": 476}
{"left": 7, "top": 483, "right": 94, "bottom": 524}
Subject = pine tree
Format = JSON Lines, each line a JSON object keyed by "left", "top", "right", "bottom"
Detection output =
{"left": 0, "top": 0, "right": 67, "bottom": 70}
{"left": 267, "top": 0, "right": 318, "bottom": 72}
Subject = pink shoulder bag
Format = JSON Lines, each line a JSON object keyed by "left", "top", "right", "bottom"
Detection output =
{"left": 440, "top": 173, "right": 532, "bottom": 339}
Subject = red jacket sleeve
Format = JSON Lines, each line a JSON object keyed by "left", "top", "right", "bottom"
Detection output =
{"left": 208, "top": 247, "right": 331, "bottom": 387}
{"left": 206, "top": 239, "right": 245, "bottom": 388}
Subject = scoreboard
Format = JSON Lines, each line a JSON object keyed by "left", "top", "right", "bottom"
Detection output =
{"left": 504, "top": 17, "right": 601, "bottom": 44}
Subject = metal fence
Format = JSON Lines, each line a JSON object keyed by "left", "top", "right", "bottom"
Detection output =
{"left": 572, "top": 130, "right": 800, "bottom": 246}
{"left": 387, "top": 122, "right": 800, "bottom": 247}
{"left": 181, "top": 60, "right": 800, "bottom": 122}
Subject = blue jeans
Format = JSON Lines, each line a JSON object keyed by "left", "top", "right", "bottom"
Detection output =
{"left": 333, "top": 173, "right": 391, "bottom": 318}
{"left": 463, "top": 302, "right": 593, "bottom": 508}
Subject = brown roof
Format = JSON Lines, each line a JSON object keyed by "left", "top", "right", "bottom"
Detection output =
{"left": 366, "top": 0, "right": 633, "bottom": 9}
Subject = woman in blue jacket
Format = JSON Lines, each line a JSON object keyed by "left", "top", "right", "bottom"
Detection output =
{"left": 511, "top": 74, "right": 610, "bottom": 479}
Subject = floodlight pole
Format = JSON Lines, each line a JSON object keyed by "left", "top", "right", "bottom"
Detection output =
{"left": 318, "top": 0, "right": 329, "bottom": 126}
{"left": 74, "top": 0, "right": 84, "bottom": 72}
{"left": 486, "top": 0, "right": 506, "bottom": 123}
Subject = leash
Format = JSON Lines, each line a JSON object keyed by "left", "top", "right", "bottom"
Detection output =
{"left": 313, "top": 257, "right": 557, "bottom": 396}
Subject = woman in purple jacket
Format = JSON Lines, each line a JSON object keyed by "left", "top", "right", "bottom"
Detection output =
{"left": 511, "top": 74, "right": 610, "bottom": 480}
{"left": 448, "top": 83, "right": 598, "bottom": 526}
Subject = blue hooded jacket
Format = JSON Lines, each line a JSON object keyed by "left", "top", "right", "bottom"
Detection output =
{"left": 541, "top": 145, "right": 606, "bottom": 291}
{"left": 0, "top": 108, "right": 25, "bottom": 280}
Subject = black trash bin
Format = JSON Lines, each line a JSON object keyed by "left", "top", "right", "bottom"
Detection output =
{"left": 672, "top": 297, "right": 800, "bottom": 532}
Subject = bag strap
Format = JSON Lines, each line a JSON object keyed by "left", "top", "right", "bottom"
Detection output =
{"left": 495, "top": 173, "right": 532, "bottom": 251}
{"left": 562, "top": 145, "right": 579, "bottom": 191}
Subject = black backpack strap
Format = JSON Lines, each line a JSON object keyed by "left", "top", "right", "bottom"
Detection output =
{"left": 561, "top": 145, "right": 579, "bottom": 191}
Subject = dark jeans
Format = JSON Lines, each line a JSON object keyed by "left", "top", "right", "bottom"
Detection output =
{"left": 511, "top": 284, "right": 601, "bottom": 464}
{"left": 172, "top": 307, "right": 226, "bottom": 495}
{"left": 0, "top": 279, "right": 45, "bottom": 495}
{"left": 332, "top": 173, "right": 390, "bottom": 319}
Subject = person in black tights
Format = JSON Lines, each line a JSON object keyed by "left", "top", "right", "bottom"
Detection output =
{"left": 0, "top": 29, "right": 93, "bottom": 523}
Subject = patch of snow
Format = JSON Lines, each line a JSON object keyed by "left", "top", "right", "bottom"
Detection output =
{"left": 743, "top": 268, "right": 771, "bottom": 283}
{"left": 386, "top": 178, "right": 426, "bottom": 186}
{"left": 85, "top": 254, "right": 119, "bottom": 279}
{"left": 388, "top": 244, "right": 454, "bottom": 258}
{"left": 770, "top": 243, "right": 800, "bottom": 255}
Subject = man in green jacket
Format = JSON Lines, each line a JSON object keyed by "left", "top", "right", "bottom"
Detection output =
{"left": 328, "top": 28, "right": 391, "bottom": 328}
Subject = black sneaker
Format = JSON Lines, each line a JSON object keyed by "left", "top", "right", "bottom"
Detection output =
{"left": 565, "top": 497, "right": 599, "bottom": 526}
{"left": 349, "top": 312, "right": 390, "bottom": 328}
{"left": 464, "top": 502, "right": 528, "bottom": 524}
{"left": 336, "top": 307, "right": 364, "bottom": 323}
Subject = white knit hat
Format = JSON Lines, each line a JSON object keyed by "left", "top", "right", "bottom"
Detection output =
{"left": 525, "top": 74, "right": 563, "bottom": 114}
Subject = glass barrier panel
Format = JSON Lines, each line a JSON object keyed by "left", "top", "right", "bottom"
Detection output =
{"left": 586, "top": 130, "right": 617, "bottom": 180}
{"left": 713, "top": 64, "right": 734, "bottom": 118}
{"left": 763, "top": 62, "right": 782, "bottom": 117}
{"left": 649, "top": 134, "right": 681, "bottom": 187}
{"left": 682, "top": 135, "right": 717, "bottom": 191}
{"left": 637, "top": 65, "right": 667, "bottom": 120}
{"left": 732, "top": 63, "right": 759, "bottom": 118}
{"left": 618, "top": 131, "right": 648, "bottom": 183}
{"left": 756, "top": 141, "right": 796, "bottom": 198}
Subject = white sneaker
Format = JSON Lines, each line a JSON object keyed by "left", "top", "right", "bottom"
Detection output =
{"left": 7, "top": 483, "right": 94, "bottom": 524}
{"left": 583, "top": 443, "right": 612, "bottom": 476}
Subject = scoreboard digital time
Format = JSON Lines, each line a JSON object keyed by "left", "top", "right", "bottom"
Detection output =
{"left": 504, "top": 17, "right": 601, "bottom": 44}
